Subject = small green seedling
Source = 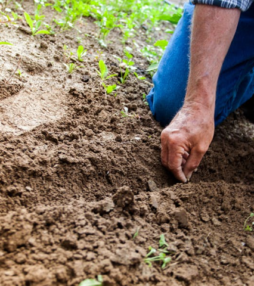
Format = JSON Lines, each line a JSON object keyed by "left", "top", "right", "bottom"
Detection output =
{"left": 133, "top": 227, "right": 140, "bottom": 239}
{"left": 244, "top": 213, "right": 254, "bottom": 231}
{"left": 134, "top": 72, "right": 146, "bottom": 80}
{"left": 102, "top": 83, "right": 117, "bottom": 94}
{"left": 120, "top": 107, "right": 131, "bottom": 118}
{"left": 146, "top": 40, "right": 169, "bottom": 72}
{"left": 97, "top": 59, "right": 117, "bottom": 81}
{"left": 97, "top": 60, "right": 117, "bottom": 94}
{"left": 77, "top": 45, "right": 87, "bottom": 62}
{"left": 142, "top": 93, "right": 148, "bottom": 106}
{"left": 147, "top": 62, "right": 159, "bottom": 72}
{"left": 145, "top": 246, "right": 156, "bottom": 258}
{"left": 16, "top": 69, "right": 22, "bottom": 77}
{"left": 144, "top": 234, "right": 171, "bottom": 269}
{"left": 154, "top": 39, "right": 168, "bottom": 50}
{"left": 0, "top": 42, "right": 12, "bottom": 45}
{"left": 63, "top": 44, "right": 74, "bottom": 62}
{"left": 115, "top": 51, "right": 136, "bottom": 84}
{"left": 64, "top": 63, "right": 77, "bottom": 73}
{"left": 144, "top": 252, "right": 171, "bottom": 269}
{"left": 79, "top": 275, "right": 103, "bottom": 286}
{"left": 120, "top": 110, "right": 128, "bottom": 117}
{"left": 159, "top": 234, "right": 169, "bottom": 248}
{"left": 11, "top": 11, "right": 19, "bottom": 21}
{"left": 44, "top": 23, "right": 55, "bottom": 35}
{"left": 24, "top": 12, "right": 50, "bottom": 36}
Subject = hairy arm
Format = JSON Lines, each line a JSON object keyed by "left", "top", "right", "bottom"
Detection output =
{"left": 161, "top": 5, "right": 241, "bottom": 182}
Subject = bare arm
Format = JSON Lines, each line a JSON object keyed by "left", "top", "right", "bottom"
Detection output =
{"left": 161, "top": 5, "right": 241, "bottom": 182}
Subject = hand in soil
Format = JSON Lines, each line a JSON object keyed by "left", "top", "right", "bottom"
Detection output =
{"left": 161, "top": 102, "right": 214, "bottom": 182}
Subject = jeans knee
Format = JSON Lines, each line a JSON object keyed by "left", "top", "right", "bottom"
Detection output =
{"left": 147, "top": 86, "right": 181, "bottom": 127}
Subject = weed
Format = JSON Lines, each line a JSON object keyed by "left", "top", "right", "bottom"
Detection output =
{"left": 24, "top": 12, "right": 50, "bottom": 36}
{"left": 77, "top": 45, "right": 87, "bottom": 62}
{"left": 244, "top": 213, "right": 254, "bottom": 231}
{"left": 79, "top": 275, "right": 103, "bottom": 286}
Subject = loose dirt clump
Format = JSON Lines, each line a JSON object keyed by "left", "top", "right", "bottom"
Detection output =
{"left": 0, "top": 1, "right": 254, "bottom": 286}
{"left": 0, "top": 81, "right": 23, "bottom": 100}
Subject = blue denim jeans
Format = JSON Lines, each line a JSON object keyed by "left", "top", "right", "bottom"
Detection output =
{"left": 147, "top": 2, "right": 254, "bottom": 127}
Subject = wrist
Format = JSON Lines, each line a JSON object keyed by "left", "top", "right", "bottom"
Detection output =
{"left": 182, "top": 98, "right": 215, "bottom": 122}
{"left": 185, "top": 74, "right": 217, "bottom": 109}
{"left": 184, "top": 81, "right": 216, "bottom": 112}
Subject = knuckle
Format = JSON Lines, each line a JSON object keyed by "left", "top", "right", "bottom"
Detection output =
{"left": 196, "top": 145, "right": 208, "bottom": 154}
{"left": 189, "top": 163, "right": 199, "bottom": 170}
{"left": 167, "top": 135, "right": 179, "bottom": 146}
{"left": 161, "top": 130, "right": 178, "bottom": 145}
{"left": 161, "top": 130, "right": 169, "bottom": 141}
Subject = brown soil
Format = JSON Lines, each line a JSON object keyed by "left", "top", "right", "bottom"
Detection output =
{"left": 0, "top": 2, "right": 254, "bottom": 286}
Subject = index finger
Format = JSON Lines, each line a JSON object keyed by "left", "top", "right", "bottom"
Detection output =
{"left": 168, "top": 149, "right": 187, "bottom": 183}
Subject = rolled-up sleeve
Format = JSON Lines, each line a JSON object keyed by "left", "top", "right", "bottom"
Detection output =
{"left": 190, "top": 0, "right": 253, "bottom": 11}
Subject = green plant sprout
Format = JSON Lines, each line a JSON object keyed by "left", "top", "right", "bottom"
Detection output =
{"left": 16, "top": 69, "right": 22, "bottom": 77}
{"left": 144, "top": 234, "right": 171, "bottom": 269}
{"left": 64, "top": 63, "right": 77, "bottom": 73}
{"left": 11, "top": 11, "right": 20, "bottom": 21}
{"left": 134, "top": 72, "right": 146, "bottom": 80}
{"left": 133, "top": 227, "right": 140, "bottom": 239}
{"left": 0, "top": 42, "right": 12, "bottom": 45}
{"left": 144, "top": 252, "right": 171, "bottom": 269}
{"left": 120, "top": 107, "right": 131, "bottom": 118}
{"left": 114, "top": 51, "right": 136, "bottom": 84}
{"left": 146, "top": 39, "right": 169, "bottom": 72}
{"left": 145, "top": 246, "right": 156, "bottom": 258}
{"left": 244, "top": 213, "right": 254, "bottom": 231}
{"left": 24, "top": 12, "right": 50, "bottom": 36}
{"left": 159, "top": 234, "right": 169, "bottom": 248}
{"left": 77, "top": 45, "right": 87, "bottom": 62}
{"left": 79, "top": 275, "right": 103, "bottom": 286}
{"left": 63, "top": 44, "right": 73, "bottom": 57}
{"left": 44, "top": 23, "right": 55, "bottom": 35}
{"left": 97, "top": 59, "right": 117, "bottom": 81}
{"left": 102, "top": 83, "right": 117, "bottom": 94}
{"left": 142, "top": 93, "right": 148, "bottom": 106}
{"left": 154, "top": 39, "right": 168, "bottom": 50}
{"left": 97, "top": 59, "right": 117, "bottom": 94}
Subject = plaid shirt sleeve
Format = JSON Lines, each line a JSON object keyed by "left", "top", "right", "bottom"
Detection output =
{"left": 190, "top": 0, "right": 253, "bottom": 11}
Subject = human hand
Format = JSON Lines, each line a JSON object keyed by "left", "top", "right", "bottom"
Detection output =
{"left": 161, "top": 102, "right": 215, "bottom": 182}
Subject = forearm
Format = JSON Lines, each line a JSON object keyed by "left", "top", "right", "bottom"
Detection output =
{"left": 185, "top": 5, "right": 241, "bottom": 110}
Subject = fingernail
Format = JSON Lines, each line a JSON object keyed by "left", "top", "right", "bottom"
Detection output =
{"left": 194, "top": 168, "right": 198, "bottom": 173}
{"left": 187, "top": 174, "right": 192, "bottom": 182}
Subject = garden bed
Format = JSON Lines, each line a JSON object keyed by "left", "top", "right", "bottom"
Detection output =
{"left": 0, "top": 1, "right": 254, "bottom": 285}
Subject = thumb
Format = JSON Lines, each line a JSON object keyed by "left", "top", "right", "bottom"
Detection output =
{"left": 183, "top": 148, "right": 205, "bottom": 180}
